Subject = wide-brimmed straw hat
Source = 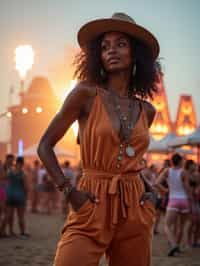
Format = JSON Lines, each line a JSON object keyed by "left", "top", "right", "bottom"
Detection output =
{"left": 78, "top": 12, "right": 159, "bottom": 60}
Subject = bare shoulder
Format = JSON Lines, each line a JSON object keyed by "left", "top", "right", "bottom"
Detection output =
{"left": 142, "top": 100, "right": 156, "bottom": 127}
{"left": 73, "top": 81, "right": 96, "bottom": 98}
{"left": 60, "top": 81, "right": 96, "bottom": 115}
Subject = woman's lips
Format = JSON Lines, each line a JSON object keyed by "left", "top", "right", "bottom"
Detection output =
{"left": 107, "top": 57, "right": 120, "bottom": 64}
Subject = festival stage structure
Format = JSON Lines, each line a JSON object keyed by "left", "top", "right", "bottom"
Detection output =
{"left": 149, "top": 72, "right": 198, "bottom": 163}
{"left": 175, "top": 95, "right": 197, "bottom": 136}
{"left": 150, "top": 72, "right": 197, "bottom": 139}
{"left": 7, "top": 77, "right": 78, "bottom": 164}
{"left": 150, "top": 72, "right": 172, "bottom": 140}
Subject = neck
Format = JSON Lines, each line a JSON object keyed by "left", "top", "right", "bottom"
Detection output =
{"left": 106, "top": 70, "right": 131, "bottom": 97}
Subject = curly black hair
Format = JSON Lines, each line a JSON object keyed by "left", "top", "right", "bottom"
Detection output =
{"left": 74, "top": 33, "right": 162, "bottom": 99}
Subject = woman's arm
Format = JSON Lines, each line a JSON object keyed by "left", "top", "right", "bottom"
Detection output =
{"left": 181, "top": 171, "right": 193, "bottom": 200}
{"left": 23, "top": 172, "right": 29, "bottom": 196}
{"left": 153, "top": 182, "right": 168, "bottom": 196}
{"left": 37, "top": 82, "right": 94, "bottom": 189}
{"left": 154, "top": 168, "right": 168, "bottom": 186}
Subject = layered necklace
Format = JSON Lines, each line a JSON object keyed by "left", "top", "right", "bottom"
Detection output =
{"left": 109, "top": 88, "right": 136, "bottom": 157}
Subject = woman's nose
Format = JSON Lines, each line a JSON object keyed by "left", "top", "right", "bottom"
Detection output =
{"left": 107, "top": 44, "right": 117, "bottom": 54}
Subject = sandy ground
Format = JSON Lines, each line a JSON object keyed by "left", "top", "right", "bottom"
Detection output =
{"left": 0, "top": 212, "right": 200, "bottom": 266}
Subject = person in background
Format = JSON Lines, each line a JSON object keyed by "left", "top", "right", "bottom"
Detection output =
{"left": 24, "top": 163, "right": 33, "bottom": 211}
{"left": 62, "top": 161, "right": 76, "bottom": 186}
{"left": 61, "top": 161, "right": 76, "bottom": 217}
{"left": 30, "top": 160, "right": 40, "bottom": 213}
{"left": 0, "top": 160, "right": 7, "bottom": 237}
{"left": 6, "top": 156, "right": 30, "bottom": 238}
{"left": 4, "top": 154, "right": 15, "bottom": 175}
{"left": 195, "top": 165, "right": 200, "bottom": 245}
{"left": 142, "top": 161, "right": 168, "bottom": 234}
{"left": 36, "top": 164, "right": 47, "bottom": 212}
{"left": 0, "top": 154, "right": 15, "bottom": 236}
{"left": 186, "top": 160, "right": 200, "bottom": 248}
{"left": 153, "top": 160, "right": 170, "bottom": 234}
{"left": 156, "top": 153, "right": 192, "bottom": 256}
{"left": 158, "top": 159, "right": 170, "bottom": 212}
{"left": 42, "top": 172, "right": 57, "bottom": 215}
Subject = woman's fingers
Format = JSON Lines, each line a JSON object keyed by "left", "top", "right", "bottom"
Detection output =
{"left": 87, "top": 192, "right": 99, "bottom": 203}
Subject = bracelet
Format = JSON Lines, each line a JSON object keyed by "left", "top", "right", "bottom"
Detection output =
{"left": 63, "top": 186, "right": 76, "bottom": 200}
{"left": 55, "top": 178, "right": 70, "bottom": 192}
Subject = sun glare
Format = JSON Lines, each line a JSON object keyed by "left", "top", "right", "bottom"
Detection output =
{"left": 58, "top": 79, "right": 78, "bottom": 137}
{"left": 59, "top": 79, "right": 78, "bottom": 103}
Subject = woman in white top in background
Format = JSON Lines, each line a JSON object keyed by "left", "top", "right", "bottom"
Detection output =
{"left": 186, "top": 160, "right": 200, "bottom": 247}
{"left": 155, "top": 153, "right": 192, "bottom": 256}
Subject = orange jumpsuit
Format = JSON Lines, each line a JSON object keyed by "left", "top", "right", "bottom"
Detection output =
{"left": 54, "top": 88, "right": 156, "bottom": 266}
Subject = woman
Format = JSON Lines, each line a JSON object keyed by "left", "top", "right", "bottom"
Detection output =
{"left": 0, "top": 154, "right": 15, "bottom": 236}
{"left": 152, "top": 160, "right": 170, "bottom": 234}
{"left": 42, "top": 172, "right": 57, "bottom": 215}
{"left": 38, "top": 13, "right": 160, "bottom": 266}
{"left": 186, "top": 160, "right": 200, "bottom": 247}
{"left": 0, "top": 161, "right": 7, "bottom": 237}
{"left": 155, "top": 154, "right": 191, "bottom": 256}
{"left": 6, "top": 157, "right": 30, "bottom": 238}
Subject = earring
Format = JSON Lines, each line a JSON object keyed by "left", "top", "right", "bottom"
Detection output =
{"left": 132, "top": 63, "right": 136, "bottom": 77}
{"left": 100, "top": 68, "right": 106, "bottom": 79}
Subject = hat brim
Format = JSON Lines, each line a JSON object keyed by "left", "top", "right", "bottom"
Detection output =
{"left": 78, "top": 18, "right": 159, "bottom": 60}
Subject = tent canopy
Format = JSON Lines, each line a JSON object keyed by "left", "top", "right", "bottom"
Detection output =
{"left": 168, "top": 126, "right": 200, "bottom": 148}
{"left": 148, "top": 133, "right": 176, "bottom": 153}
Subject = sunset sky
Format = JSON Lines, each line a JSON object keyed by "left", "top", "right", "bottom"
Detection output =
{"left": 0, "top": 0, "right": 199, "bottom": 140}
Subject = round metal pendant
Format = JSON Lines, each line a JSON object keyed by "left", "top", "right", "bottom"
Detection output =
{"left": 126, "top": 146, "right": 135, "bottom": 157}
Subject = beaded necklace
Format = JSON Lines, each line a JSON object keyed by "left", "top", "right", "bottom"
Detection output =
{"left": 109, "top": 88, "right": 136, "bottom": 157}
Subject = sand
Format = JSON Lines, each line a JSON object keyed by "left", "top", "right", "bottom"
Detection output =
{"left": 0, "top": 212, "right": 200, "bottom": 266}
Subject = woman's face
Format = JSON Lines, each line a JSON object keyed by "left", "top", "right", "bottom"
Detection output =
{"left": 101, "top": 32, "right": 133, "bottom": 73}
{"left": 190, "top": 162, "right": 196, "bottom": 172}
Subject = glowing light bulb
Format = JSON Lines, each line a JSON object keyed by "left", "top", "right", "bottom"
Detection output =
{"left": 36, "top": 106, "right": 42, "bottom": 113}
{"left": 22, "top": 108, "right": 28, "bottom": 114}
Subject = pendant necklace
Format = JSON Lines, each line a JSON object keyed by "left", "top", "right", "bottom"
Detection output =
{"left": 109, "top": 88, "right": 136, "bottom": 157}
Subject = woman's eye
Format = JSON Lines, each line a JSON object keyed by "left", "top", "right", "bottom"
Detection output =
{"left": 118, "top": 41, "right": 126, "bottom": 47}
{"left": 101, "top": 44, "right": 109, "bottom": 51}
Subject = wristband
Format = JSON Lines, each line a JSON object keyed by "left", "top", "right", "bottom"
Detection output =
{"left": 63, "top": 186, "right": 76, "bottom": 200}
{"left": 55, "top": 177, "right": 70, "bottom": 192}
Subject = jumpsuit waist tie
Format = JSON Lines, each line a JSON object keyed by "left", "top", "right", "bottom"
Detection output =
{"left": 82, "top": 169, "right": 142, "bottom": 225}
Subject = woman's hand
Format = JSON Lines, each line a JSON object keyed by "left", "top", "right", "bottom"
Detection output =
{"left": 140, "top": 191, "right": 157, "bottom": 207}
{"left": 69, "top": 190, "right": 99, "bottom": 212}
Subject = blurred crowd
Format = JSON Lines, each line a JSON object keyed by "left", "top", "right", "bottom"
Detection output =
{"left": 0, "top": 154, "right": 81, "bottom": 239}
{"left": 141, "top": 155, "right": 200, "bottom": 256}
{"left": 0, "top": 153, "right": 200, "bottom": 257}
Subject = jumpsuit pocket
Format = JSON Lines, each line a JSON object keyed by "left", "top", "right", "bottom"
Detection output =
{"left": 72, "top": 198, "right": 92, "bottom": 214}
{"left": 61, "top": 199, "right": 95, "bottom": 234}
{"left": 145, "top": 199, "right": 156, "bottom": 217}
{"left": 140, "top": 199, "right": 156, "bottom": 231}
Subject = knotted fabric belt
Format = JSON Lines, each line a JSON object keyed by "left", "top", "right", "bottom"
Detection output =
{"left": 82, "top": 169, "right": 142, "bottom": 225}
